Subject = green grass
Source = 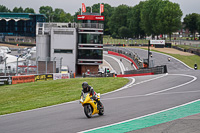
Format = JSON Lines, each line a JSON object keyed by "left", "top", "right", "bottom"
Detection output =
{"left": 0, "top": 77, "right": 129, "bottom": 115}
{"left": 140, "top": 47, "right": 200, "bottom": 69}
{"left": 175, "top": 45, "right": 200, "bottom": 50}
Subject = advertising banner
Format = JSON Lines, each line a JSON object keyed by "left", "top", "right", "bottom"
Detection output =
{"left": 53, "top": 73, "right": 62, "bottom": 80}
{"left": 35, "top": 75, "right": 46, "bottom": 81}
{"left": 61, "top": 73, "right": 70, "bottom": 79}
{"left": 77, "top": 15, "right": 104, "bottom": 21}
{"left": 46, "top": 74, "right": 53, "bottom": 80}
{"left": 12, "top": 75, "right": 35, "bottom": 85}
{"left": 35, "top": 74, "right": 53, "bottom": 81}
{"left": 150, "top": 40, "right": 165, "bottom": 45}
{"left": 82, "top": 3, "right": 86, "bottom": 13}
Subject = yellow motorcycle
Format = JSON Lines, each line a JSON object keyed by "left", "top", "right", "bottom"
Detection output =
{"left": 80, "top": 92, "right": 104, "bottom": 118}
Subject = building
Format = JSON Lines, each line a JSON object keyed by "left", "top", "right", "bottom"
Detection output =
{"left": 36, "top": 13, "right": 104, "bottom": 75}
{"left": 0, "top": 13, "right": 46, "bottom": 43}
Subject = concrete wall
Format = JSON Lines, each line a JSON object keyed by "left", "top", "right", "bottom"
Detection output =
{"left": 36, "top": 35, "right": 50, "bottom": 60}
{"left": 50, "top": 28, "right": 77, "bottom": 73}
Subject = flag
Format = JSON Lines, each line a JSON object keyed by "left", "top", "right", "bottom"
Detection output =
{"left": 82, "top": 3, "right": 86, "bottom": 13}
{"left": 100, "top": 4, "right": 104, "bottom": 13}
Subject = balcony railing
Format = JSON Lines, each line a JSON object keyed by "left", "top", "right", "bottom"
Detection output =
{"left": 36, "top": 22, "right": 104, "bottom": 35}
{"left": 77, "top": 23, "right": 104, "bottom": 29}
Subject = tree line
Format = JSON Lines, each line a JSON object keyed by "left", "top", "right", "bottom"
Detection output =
{"left": 1, "top": 0, "right": 200, "bottom": 40}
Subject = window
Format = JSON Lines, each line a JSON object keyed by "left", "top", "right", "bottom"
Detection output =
{"left": 54, "top": 49, "right": 73, "bottom": 54}
{"left": 79, "top": 34, "right": 103, "bottom": 44}
{"left": 78, "top": 49, "right": 102, "bottom": 59}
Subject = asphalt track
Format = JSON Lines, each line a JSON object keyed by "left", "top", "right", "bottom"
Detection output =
{"left": 0, "top": 47, "right": 199, "bottom": 133}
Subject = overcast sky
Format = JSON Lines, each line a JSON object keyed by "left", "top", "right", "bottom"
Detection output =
{"left": 1, "top": 0, "right": 200, "bottom": 18}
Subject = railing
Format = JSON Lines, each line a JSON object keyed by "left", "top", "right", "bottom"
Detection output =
{"left": 77, "top": 23, "right": 104, "bottom": 29}
{"left": 36, "top": 22, "right": 104, "bottom": 35}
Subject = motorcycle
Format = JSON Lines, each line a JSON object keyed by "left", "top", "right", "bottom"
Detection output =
{"left": 80, "top": 92, "right": 104, "bottom": 118}
{"left": 168, "top": 57, "right": 171, "bottom": 62}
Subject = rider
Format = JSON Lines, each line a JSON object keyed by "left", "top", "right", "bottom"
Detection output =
{"left": 81, "top": 82, "right": 102, "bottom": 109}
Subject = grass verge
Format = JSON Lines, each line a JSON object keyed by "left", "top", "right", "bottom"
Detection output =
{"left": 0, "top": 77, "right": 129, "bottom": 115}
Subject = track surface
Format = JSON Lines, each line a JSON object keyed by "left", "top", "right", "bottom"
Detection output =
{"left": 0, "top": 47, "right": 199, "bottom": 133}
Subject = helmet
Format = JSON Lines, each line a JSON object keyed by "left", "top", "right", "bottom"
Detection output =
{"left": 82, "top": 82, "right": 89, "bottom": 89}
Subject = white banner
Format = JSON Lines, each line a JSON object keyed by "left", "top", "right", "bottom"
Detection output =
{"left": 150, "top": 40, "right": 165, "bottom": 45}
{"left": 53, "top": 73, "right": 70, "bottom": 80}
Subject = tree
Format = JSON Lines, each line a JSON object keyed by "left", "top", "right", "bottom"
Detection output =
{"left": 118, "top": 26, "right": 131, "bottom": 38}
{"left": 197, "top": 16, "right": 200, "bottom": 40}
{"left": 156, "top": 1, "right": 183, "bottom": 40}
{"left": 128, "top": 2, "right": 145, "bottom": 39}
{"left": 13, "top": 7, "right": 24, "bottom": 13}
{"left": 108, "top": 5, "right": 130, "bottom": 37}
{"left": 140, "top": 0, "right": 162, "bottom": 37}
{"left": 0, "top": 5, "right": 11, "bottom": 12}
{"left": 24, "top": 8, "right": 35, "bottom": 13}
{"left": 184, "top": 13, "right": 199, "bottom": 40}
{"left": 39, "top": 6, "right": 53, "bottom": 22}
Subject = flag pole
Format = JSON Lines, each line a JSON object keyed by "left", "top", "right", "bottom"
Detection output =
{"left": 81, "top": 3, "right": 82, "bottom": 15}
{"left": 100, "top": 3, "right": 101, "bottom": 15}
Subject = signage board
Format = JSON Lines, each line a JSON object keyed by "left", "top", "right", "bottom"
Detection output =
{"left": 150, "top": 40, "right": 165, "bottom": 45}
{"left": 12, "top": 75, "right": 35, "bottom": 84}
{"left": 77, "top": 15, "right": 104, "bottom": 21}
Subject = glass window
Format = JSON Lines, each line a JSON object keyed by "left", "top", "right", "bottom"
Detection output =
{"left": 78, "top": 49, "right": 103, "bottom": 59}
{"left": 78, "top": 34, "right": 103, "bottom": 44}
{"left": 54, "top": 49, "right": 73, "bottom": 54}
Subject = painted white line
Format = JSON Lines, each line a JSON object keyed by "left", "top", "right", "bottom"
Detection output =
{"left": 133, "top": 48, "right": 193, "bottom": 70}
{"left": 102, "top": 74, "right": 197, "bottom": 100}
{"left": 0, "top": 77, "right": 136, "bottom": 117}
{"left": 79, "top": 99, "right": 200, "bottom": 133}
{"left": 101, "top": 77, "right": 135, "bottom": 96}
{"left": 104, "top": 54, "right": 125, "bottom": 74}
{"left": 78, "top": 73, "right": 198, "bottom": 133}
{"left": 127, "top": 73, "right": 168, "bottom": 88}
{"left": 146, "top": 74, "right": 197, "bottom": 96}
{"left": 102, "top": 90, "right": 200, "bottom": 101}
{"left": 103, "top": 59, "right": 114, "bottom": 70}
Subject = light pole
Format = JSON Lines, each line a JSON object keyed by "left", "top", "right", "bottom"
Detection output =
{"left": 16, "top": 55, "right": 21, "bottom": 76}
{"left": 4, "top": 57, "right": 8, "bottom": 76}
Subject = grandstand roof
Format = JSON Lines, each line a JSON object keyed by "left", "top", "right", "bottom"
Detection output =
{"left": 0, "top": 13, "right": 46, "bottom": 21}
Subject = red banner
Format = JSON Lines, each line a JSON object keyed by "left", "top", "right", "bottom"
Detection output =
{"left": 82, "top": 3, "right": 86, "bottom": 13}
{"left": 77, "top": 15, "right": 104, "bottom": 21}
{"left": 12, "top": 75, "right": 35, "bottom": 85}
{"left": 100, "top": 4, "right": 104, "bottom": 13}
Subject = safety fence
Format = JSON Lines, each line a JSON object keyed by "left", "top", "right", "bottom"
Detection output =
{"left": 121, "top": 65, "right": 167, "bottom": 76}
{"left": 0, "top": 73, "right": 70, "bottom": 85}
{"left": 0, "top": 55, "right": 63, "bottom": 76}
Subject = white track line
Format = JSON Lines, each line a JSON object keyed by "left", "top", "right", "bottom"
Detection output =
{"left": 104, "top": 54, "right": 125, "bottom": 74}
{"left": 133, "top": 48, "right": 193, "bottom": 70}
{"left": 79, "top": 73, "right": 198, "bottom": 133}
{"left": 78, "top": 99, "right": 200, "bottom": 133}
{"left": 103, "top": 59, "right": 114, "bottom": 70}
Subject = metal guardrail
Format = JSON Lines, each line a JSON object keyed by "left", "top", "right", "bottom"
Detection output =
{"left": 103, "top": 47, "right": 143, "bottom": 69}
{"left": 124, "top": 65, "right": 167, "bottom": 75}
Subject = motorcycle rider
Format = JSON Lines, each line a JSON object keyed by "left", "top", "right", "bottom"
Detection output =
{"left": 81, "top": 82, "right": 103, "bottom": 109}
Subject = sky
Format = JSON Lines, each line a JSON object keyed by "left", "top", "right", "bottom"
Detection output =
{"left": 0, "top": 0, "right": 200, "bottom": 18}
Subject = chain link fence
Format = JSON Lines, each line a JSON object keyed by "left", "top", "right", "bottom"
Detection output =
{"left": 0, "top": 55, "right": 63, "bottom": 76}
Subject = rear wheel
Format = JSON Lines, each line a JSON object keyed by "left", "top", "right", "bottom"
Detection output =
{"left": 84, "top": 104, "right": 93, "bottom": 118}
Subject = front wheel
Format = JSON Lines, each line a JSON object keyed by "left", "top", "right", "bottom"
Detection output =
{"left": 84, "top": 104, "right": 93, "bottom": 118}
{"left": 98, "top": 103, "right": 104, "bottom": 116}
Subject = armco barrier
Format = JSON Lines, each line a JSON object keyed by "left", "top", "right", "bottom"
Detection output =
{"left": 108, "top": 51, "right": 138, "bottom": 69}
{"left": 12, "top": 75, "right": 35, "bottom": 85}
{"left": 122, "top": 65, "right": 167, "bottom": 77}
